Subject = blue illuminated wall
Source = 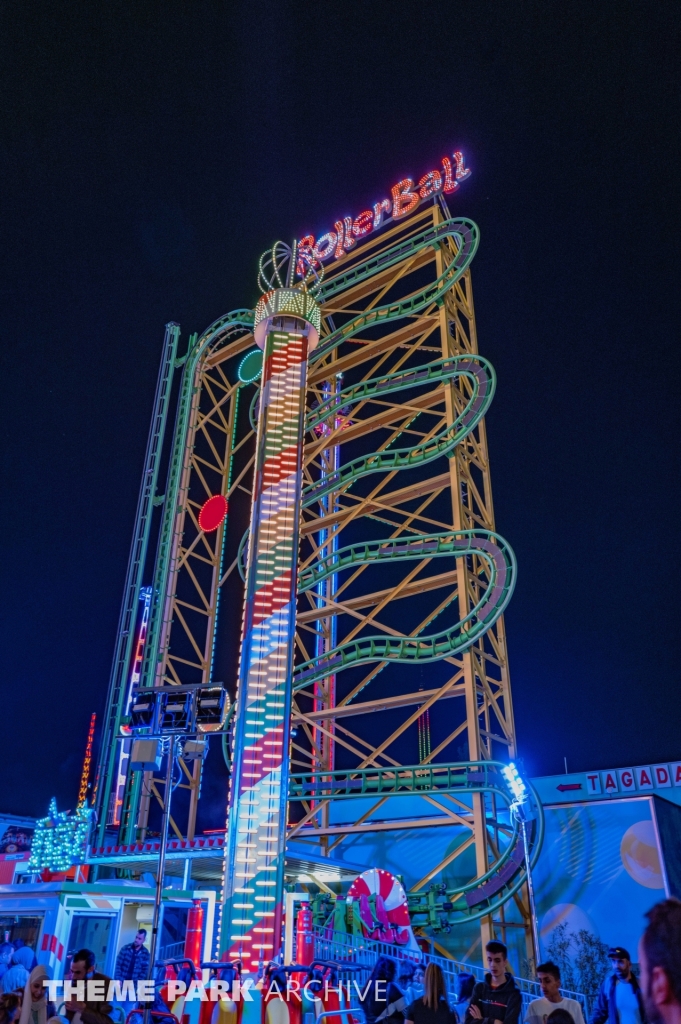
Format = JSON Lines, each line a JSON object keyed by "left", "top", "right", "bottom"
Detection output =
{"left": 533, "top": 796, "right": 672, "bottom": 956}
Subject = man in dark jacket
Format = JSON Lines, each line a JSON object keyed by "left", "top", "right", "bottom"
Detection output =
{"left": 64, "top": 948, "right": 114, "bottom": 1024}
{"left": 589, "top": 947, "right": 647, "bottom": 1024}
{"left": 465, "top": 941, "right": 521, "bottom": 1024}
{"left": 114, "top": 930, "right": 151, "bottom": 983}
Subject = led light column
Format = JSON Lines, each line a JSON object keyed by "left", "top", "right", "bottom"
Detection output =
{"left": 220, "top": 283, "right": 320, "bottom": 971}
{"left": 313, "top": 377, "right": 341, "bottom": 775}
{"left": 111, "top": 586, "right": 152, "bottom": 825}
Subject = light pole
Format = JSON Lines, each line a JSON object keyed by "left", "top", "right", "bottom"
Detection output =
{"left": 144, "top": 735, "right": 176, "bottom": 1024}
{"left": 502, "top": 762, "right": 540, "bottom": 964}
{"left": 125, "top": 681, "right": 228, "bottom": 990}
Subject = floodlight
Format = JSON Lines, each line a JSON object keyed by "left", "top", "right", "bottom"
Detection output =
{"left": 129, "top": 690, "right": 156, "bottom": 730}
{"left": 502, "top": 761, "right": 528, "bottom": 805}
{"left": 129, "top": 739, "right": 162, "bottom": 772}
{"left": 182, "top": 738, "right": 207, "bottom": 761}
{"left": 501, "top": 759, "right": 540, "bottom": 959}
{"left": 159, "top": 690, "right": 192, "bottom": 732}
{"left": 196, "top": 686, "right": 227, "bottom": 731}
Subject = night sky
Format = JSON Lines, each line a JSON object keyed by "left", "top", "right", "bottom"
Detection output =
{"left": 1, "top": 3, "right": 679, "bottom": 818}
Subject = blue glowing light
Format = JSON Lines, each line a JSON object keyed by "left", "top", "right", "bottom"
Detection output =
{"left": 238, "top": 348, "right": 263, "bottom": 384}
{"left": 502, "top": 761, "right": 528, "bottom": 805}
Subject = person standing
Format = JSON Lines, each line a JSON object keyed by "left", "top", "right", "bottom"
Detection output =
{"left": 405, "top": 963, "right": 458, "bottom": 1024}
{"left": 114, "top": 931, "right": 150, "bottom": 984}
{"left": 464, "top": 941, "right": 521, "bottom": 1024}
{"left": 11, "top": 952, "right": 37, "bottom": 974}
{"left": 525, "top": 963, "right": 585, "bottom": 1024}
{"left": 638, "top": 898, "right": 681, "bottom": 1024}
{"left": 0, "top": 969, "right": 28, "bottom": 999}
{"left": 589, "top": 947, "right": 646, "bottom": 1024}
{"left": 402, "top": 966, "right": 426, "bottom": 1010}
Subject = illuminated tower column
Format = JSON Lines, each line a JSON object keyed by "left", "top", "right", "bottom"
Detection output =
{"left": 220, "top": 252, "right": 321, "bottom": 970}
{"left": 313, "top": 375, "right": 341, "bottom": 780}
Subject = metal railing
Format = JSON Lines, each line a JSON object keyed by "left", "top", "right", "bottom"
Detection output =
{"left": 158, "top": 940, "right": 185, "bottom": 961}
{"left": 312, "top": 927, "right": 589, "bottom": 1020}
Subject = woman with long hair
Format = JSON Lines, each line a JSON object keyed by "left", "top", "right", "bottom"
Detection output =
{"left": 360, "top": 958, "right": 406, "bottom": 1024}
{"left": 405, "top": 964, "right": 458, "bottom": 1024}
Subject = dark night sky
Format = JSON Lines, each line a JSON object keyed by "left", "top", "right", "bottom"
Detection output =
{"left": 1, "top": 2, "right": 679, "bottom": 818}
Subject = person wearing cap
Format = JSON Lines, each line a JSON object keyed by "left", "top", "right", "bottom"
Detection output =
{"left": 589, "top": 947, "right": 647, "bottom": 1024}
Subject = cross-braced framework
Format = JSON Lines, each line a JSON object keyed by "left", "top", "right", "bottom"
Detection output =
{"left": 99, "top": 198, "right": 534, "bottom": 956}
{"left": 283, "top": 203, "right": 528, "bottom": 949}
{"left": 117, "top": 326, "right": 256, "bottom": 844}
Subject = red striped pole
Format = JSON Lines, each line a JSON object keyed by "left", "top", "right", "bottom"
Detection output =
{"left": 219, "top": 275, "right": 320, "bottom": 972}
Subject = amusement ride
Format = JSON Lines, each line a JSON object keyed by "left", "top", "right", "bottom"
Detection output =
{"left": 65, "top": 149, "right": 541, "bottom": 970}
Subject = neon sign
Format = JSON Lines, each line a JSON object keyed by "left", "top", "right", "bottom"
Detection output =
{"left": 299, "top": 149, "right": 471, "bottom": 265}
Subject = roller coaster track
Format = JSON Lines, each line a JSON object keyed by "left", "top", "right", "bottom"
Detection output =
{"left": 285, "top": 216, "right": 537, "bottom": 923}
{"left": 312, "top": 218, "right": 479, "bottom": 350}
{"left": 294, "top": 526, "right": 515, "bottom": 690}
{"left": 288, "top": 761, "right": 543, "bottom": 922}
{"left": 289, "top": 219, "right": 516, "bottom": 692}
{"left": 302, "top": 355, "right": 494, "bottom": 506}
{"left": 120, "top": 213, "right": 539, "bottom": 924}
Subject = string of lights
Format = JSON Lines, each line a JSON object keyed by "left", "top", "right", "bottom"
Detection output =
{"left": 220, "top": 246, "right": 321, "bottom": 971}
{"left": 77, "top": 712, "right": 96, "bottom": 808}
{"left": 28, "top": 799, "right": 92, "bottom": 874}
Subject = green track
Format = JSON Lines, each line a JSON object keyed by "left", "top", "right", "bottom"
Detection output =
{"left": 288, "top": 761, "right": 544, "bottom": 923}
{"left": 311, "top": 218, "right": 478, "bottom": 361}
{"left": 294, "top": 527, "right": 515, "bottom": 691}
{"left": 292, "top": 217, "right": 516, "bottom": 690}
{"left": 303, "top": 354, "right": 494, "bottom": 507}
{"left": 137, "top": 219, "right": 537, "bottom": 919}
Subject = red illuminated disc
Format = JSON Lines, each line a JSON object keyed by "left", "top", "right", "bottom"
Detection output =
{"left": 198, "top": 494, "right": 228, "bottom": 532}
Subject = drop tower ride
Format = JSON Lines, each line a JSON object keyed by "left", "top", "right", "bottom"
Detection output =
{"left": 93, "top": 152, "right": 540, "bottom": 966}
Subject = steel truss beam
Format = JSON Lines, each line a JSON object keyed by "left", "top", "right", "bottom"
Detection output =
{"left": 108, "top": 201, "right": 528, "bottom": 952}
{"left": 289, "top": 204, "right": 526, "bottom": 945}
{"left": 118, "top": 320, "right": 255, "bottom": 844}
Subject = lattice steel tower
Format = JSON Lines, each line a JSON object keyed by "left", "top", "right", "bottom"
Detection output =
{"left": 95, "top": 161, "right": 539, "bottom": 967}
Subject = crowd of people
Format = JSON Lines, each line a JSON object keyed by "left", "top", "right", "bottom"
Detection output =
{"left": 0, "top": 898, "right": 679, "bottom": 1024}
{"left": 0, "top": 928, "right": 150, "bottom": 1024}
{"left": 0, "top": 948, "right": 113, "bottom": 1024}
{"left": 360, "top": 898, "right": 681, "bottom": 1024}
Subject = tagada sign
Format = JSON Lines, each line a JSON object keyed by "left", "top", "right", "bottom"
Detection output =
{"left": 551, "top": 760, "right": 681, "bottom": 797}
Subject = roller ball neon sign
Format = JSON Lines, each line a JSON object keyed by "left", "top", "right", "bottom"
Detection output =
{"left": 299, "top": 150, "right": 471, "bottom": 266}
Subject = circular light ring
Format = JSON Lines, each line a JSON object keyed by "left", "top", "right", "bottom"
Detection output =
{"left": 198, "top": 494, "right": 228, "bottom": 533}
{"left": 253, "top": 287, "right": 321, "bottom": 350}
{"left": 238, "top": 349, "right": 263, "bottom": 384}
